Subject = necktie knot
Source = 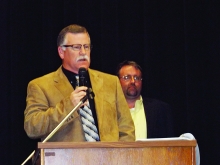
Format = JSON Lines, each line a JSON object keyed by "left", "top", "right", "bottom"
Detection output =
{"left": 75, "top": 75, "right": 79, "bottom": 87}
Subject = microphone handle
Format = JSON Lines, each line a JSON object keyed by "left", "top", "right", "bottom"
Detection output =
{"left": 79, "top": 76, "right": 85, "bottom": 86}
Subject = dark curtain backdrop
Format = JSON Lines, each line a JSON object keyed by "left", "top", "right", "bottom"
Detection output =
{"left": 1, "top": 0, "right": 219, "bottom": 164}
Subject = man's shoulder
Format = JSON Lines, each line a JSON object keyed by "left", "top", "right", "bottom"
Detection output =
{"left": 88, "top": 68, "right": 117, "bottom": 79}
{"left": 29, "top": 67, "right": 61, "bottom": 84}
{"left": 142, "top": 97, "right": 172, "bottom": 117}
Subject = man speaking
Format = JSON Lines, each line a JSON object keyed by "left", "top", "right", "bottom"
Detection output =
{"left": 24, "top": 24, "right": 135, "bottom": 142}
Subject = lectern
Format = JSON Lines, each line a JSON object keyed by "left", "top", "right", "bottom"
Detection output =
{"left": 38, "top": 139, "right": 196, "bottom": 165}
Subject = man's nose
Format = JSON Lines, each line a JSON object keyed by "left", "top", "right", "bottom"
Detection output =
{"left": 130, "top": 76, "right": 135, "bottom": 83}
{"left": 79, "top": 46, "right": 86, "bottom": 55}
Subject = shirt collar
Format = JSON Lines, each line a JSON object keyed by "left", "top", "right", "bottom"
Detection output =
{"left": 130, "top": 95, "right": 143, "bottom": 112}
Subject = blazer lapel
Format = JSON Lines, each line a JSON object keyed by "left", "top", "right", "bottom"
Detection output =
{"left": 53, "top": 66, "right": 74, "bottom": 97}
{"left": 88, "top": 69, "right": 103, "bottom": 121}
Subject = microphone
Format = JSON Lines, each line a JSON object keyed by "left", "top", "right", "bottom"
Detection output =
{"left": 78, "top": 67, "right": 87, "bottom": 86}
{"left": 78, "top": 67, "right": 95, "bottom": 100}
{"left": 78, "top": 67, "right": 87, "bottom": 109}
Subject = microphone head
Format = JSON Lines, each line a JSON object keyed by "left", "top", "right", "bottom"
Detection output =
{"left": 78, "top": 67, "right": 87, "bottom": 86}
{"left": 78, "top": 67, "right": 87, "bottom": 76}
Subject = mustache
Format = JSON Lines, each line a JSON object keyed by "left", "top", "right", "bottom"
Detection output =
{"left": 76, "top": 55, "right": 90, "bottom": 62}
{"left": 127, "top": 84, "right": 137, "bottom": 89}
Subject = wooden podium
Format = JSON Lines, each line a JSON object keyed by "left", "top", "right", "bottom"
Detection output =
{"left": 38, "top": 139, "right": 196, "bottom": 165}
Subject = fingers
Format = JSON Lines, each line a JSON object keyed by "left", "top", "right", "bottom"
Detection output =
{"left": 70, "top": 86, "right": 88, "bottom": 107}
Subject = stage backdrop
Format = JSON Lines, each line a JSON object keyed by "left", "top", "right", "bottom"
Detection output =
{"left": 1, "top": 0, "right": 219, "bottom": 164}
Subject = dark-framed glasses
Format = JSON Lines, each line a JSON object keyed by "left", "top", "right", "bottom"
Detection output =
{"left": 120, "top": 75, "right": 142, "bottom": 82}
{"left": 61, "top": 44, "right": 92, "bottom": 51}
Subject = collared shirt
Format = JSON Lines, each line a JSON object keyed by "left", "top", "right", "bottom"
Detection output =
{"left": 130, "top": 96, "right": 147, "bottom": 139}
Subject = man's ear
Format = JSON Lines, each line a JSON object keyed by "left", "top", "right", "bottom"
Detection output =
{"left": 58, "top": 46, "right": 64, "bottom": 59}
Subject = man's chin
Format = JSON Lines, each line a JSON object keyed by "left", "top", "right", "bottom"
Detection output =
{"left": 77, "top": 62, "right": 90, "bottom": 69}
{"left": 127, "top": 91, "right": 138, "bottom": 97}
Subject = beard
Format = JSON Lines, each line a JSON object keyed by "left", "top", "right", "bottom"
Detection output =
{"left": 126, "top": 86, "right": 138, "bottom": 97}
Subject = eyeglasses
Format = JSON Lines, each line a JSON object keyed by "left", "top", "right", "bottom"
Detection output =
{"left": 120, "top": 75, "right": 142, "bottom": 82}
{"left": 61, "top": 44, "right": 92, "bottom": 51}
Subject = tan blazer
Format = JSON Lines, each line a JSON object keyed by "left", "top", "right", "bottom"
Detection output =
{"left": 24, "top": 66, "right": 135, "bottom": 142}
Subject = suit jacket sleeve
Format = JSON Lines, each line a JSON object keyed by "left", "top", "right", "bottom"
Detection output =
{"left": 24, "top": 69, "right": 76, "bottom": 139}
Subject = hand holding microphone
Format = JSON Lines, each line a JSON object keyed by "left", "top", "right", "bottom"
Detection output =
{"left": 70, "top": 67, "right": 88, "bottom": 107}
{"left": 70, "top": 86, "right": 87, "bottom": 107}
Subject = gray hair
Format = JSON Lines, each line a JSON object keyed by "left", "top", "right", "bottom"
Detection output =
{"left": 57, "top": 24, "right": 90, "bottom": 47}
